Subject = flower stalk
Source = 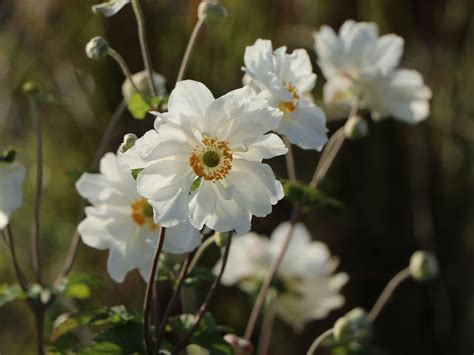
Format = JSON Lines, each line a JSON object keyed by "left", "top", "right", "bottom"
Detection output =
{"left": 176, "top": 18, "right": 204, "bottom": 82}
{"left": 131, "top": 0, "right": 157, "bottom": 96}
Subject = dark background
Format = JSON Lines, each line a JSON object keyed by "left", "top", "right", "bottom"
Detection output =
{"left": 0, "top": 0, "right": 473, "bottom": 354}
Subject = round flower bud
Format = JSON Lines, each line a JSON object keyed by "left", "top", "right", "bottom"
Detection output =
{"left": 85, "top": 36, "right": 109, "bottom": 60}
{"left": 224, "top": 334, "right": 253, "bottom": 355}
{"left": 333, "top": 307, "right": 372, "bottom": 344}
{"left": 22, "top": 81, "right": 40, "bottom": 95}
{"left": 198, "top": 0, "right": 228, "bottom": 25}
{"left": 409, "top": 251, "right": 439, "bottom": 282}
{"left": 121, "top": 70, "right": 167, "bottom": 102}
{"left": 119, "top": 133, "right": 138, "bottom": 153}
{"left": 344, "top": 115, "right": 368, "bottom": 140}
{"left": 213, "top": 232, "right": 230, "bottom": 247}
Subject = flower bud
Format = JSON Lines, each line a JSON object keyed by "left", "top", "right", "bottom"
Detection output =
{"left": 333, "top": 307, "right": 372, "bottom": 344}
{"left": 409, "top": 251, "right": 439, "bottom": 282}
{"left": 85, "top": 36, "right": 109, "bottom": 60}
{"left": 119, "top": 133, "right": 137, "bottom": 153}
{"left": 344, "top": 115, "right": 368, "bottom": 140}
{"left": 224, "top": 334, "right": 253, "bottom": 355}
{"left": 22, "top": 81, "right": 40, "bottom": 95}
{"left": 0, "top": 148, "right": 17, "bottom": 163}
{"left": 213, "top": 232, "right": 230, "bottom": 247}
{"left": 121, "top": 70, "right": 167, "bottom": 102}
{"left": 198, "top": 0, "right": 228, "bottom": 25}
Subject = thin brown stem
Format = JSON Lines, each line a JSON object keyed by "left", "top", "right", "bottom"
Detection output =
{"left": 172, "top": 232, "right": 233, "bottom": 354}
{"left": 243, "top": 207, "right": 300, "bottom": 340}
{"left": 144, "top": 227, "right": 167, "bottom": 355}
{"left": 306, "top": 328, "right": 333, "bottom": 355}
{"left": 367, "top": 268, "right": 411, "bottom": 323}
{"left": 131, "top": 0, "right": 157, "bottom": 96}
{"left": 188, "top": 235, "right": 215, "bottom": 272}
{"left": 256, "top": 298, "right": 277, "bottom": 355}
{"left": 28, "top": 95, "right": 43, "bottom": 284}
{"left": 34, "top": 309, "right": 45, "bottom": 355}
{"left": 155, "top": 252, "right": 195, "bottom": 348}
{"left": 176, "top": 18, "right": 204, "bottom": 82}
{"left": 2, "top": 226, "right": 28, "bottom": 291}
{"left": 54, "top": 101, "right": 126, "bottom": 286}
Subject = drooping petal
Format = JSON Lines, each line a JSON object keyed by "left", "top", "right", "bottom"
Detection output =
{"left": 106, "top": 242, "right": 132, "bottom": 282}
{"left": 188, "top": 182, "right": 217, "bottom": 230}
{"left": 163, "top": 221, "right": 201, "bottom": 254}
{"left": 206, "top": 195, "right": 252, "bottom": 235}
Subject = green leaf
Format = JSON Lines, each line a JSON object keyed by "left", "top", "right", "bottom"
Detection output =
{"left": 0, "top": 284, "right": 25, "bottom": 307}
{"left": 167, "top": 313, "right": 233, "bottom": 355}
{"left": 282, "top": 180, "right": 343, "bottom": 210}
{"left": 127, "top": 93, "right": 162, "bottom": 120}
{"left": 64, "top": 284, "right": 90, "bottom": 300}
{"left": 79, "top": 341, "right": 123, "bottom": 354}
{"left": 93, "top": 321, "right": 144, "bottom": 353}
{"left": 184, "top": 267, "right": 216, "bottom": 286}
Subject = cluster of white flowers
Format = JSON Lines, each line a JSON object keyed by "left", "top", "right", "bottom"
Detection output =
{"left": 0, "top": 159, "right": 25, "bottom": 230}
{"left": 314, "top": 20, "right": 432, "bottom": 123}
{"left": 217, "top": 222, "right": 348, "bottom": 329}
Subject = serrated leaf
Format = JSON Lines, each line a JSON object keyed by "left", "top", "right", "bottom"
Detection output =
{"left": 127, "top": 93, "right": 162, "bottom": 120}
{"left": 167, "top": 313, "right": 233, "bottom": 355}
{"left": 282, "top": 180, "right": 343, "bottom": 210}
{"left": 0, "top": 284, "right": 25, "bottom": 307}
{"left": 184, "top": 267, "right": 216, "bottom": 286}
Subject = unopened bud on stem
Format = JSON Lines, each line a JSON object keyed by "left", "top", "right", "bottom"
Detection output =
{"left": 85, "top": 36, "right": 109, "bottom": 60}
{"left": 333, "top": 307, "right": 372, "bottom": 344}
{"left": 409, "top": 251, "right": 439, "bottom": 282}
{"left": 344, "top": 115, "right": 368, "bottom": 140}
{"left": 198, "top": 0, "right": 228, "bottom": 25}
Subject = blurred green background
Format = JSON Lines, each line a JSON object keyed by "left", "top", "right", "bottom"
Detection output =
{"left": 0, "top": 0, "right": 473, "bottom": 354}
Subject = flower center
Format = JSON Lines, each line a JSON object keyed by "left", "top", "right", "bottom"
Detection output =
{"left": 131, "top": 197, "right": 157, "bottom": 230}
{"left": 189, "top": 137, "right": 233, "bottom": 181}
{"left": 277, "top": 81, "right": 299, "bottom": 114}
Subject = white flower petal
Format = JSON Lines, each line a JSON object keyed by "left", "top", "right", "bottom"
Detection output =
{"left": 278, "top": 101, "right": 328, "bottom": 151}
{"left": 0, "top": 162, "right": 25, "bottom": 229}
{"left": 163, "top": 221, "right": 201, "bottom": 254}
{"left": 168, "top": 80, "right": 214, "bottom": 125}
{"left": 188, "top": 182, "right": 217, "bottom": 230}
{"left": 106, "top": 242, "right": 131, "bottom": 282}
{"left": 234, "top": 133, "right": 287, "bottom": 162}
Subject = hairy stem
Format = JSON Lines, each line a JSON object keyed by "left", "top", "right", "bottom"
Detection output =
{"left": 176, "top": 18, "right": 204, "bottom": 82}
{"left": 144, "top": 227, "right": 166, "bottom": 355}
{"left": 367, "top": 268, "right": 411, "bottom": 323}
{"left": 306, "top": 328, "right": 333, "bottom": 355}
{"left": 172, "top": 233, "right": 233, "bottom": 354}
{"left": 107, "top": 48, "right": 143, "bottom": 96}
{"left": 28, "top": 95, "right": 43, "bottom": 285}
{"left": 256, "top": 298, "right": 277, "bottom": 355}
{"left": 131, "top": 0, "right": 157, "bottom": 96}
{"left": 243, "top": 207, "right": 299, "bottom": 340}
{"left": 54, "top": 101, "right": 126, "bottom": 286}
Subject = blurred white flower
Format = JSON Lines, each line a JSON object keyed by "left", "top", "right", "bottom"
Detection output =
{"left": 0, "top": 160, "right": 25, "bottom": 230}
{"left": 242, "top": 39, "right": 328, "bottom": 150}
{"left": 314, "top": 20, "right": 431, "bottom": 123}
{"left": 121, "top": 70, "right": 167, "bottom": 102}
{"left": 76, "top": 152, "right": 200, "bottom": 283}
{"left": 216, "top": 222, "right": 348, "bottom": 330}
{"left": 120, "top": 80, "right": 287, "bottom": 235}
{"left": 92, "top": 0, "right": 130, "bottom": 17}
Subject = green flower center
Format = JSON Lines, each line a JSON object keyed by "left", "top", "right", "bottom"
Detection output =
{"left": 202, "top": 150, "right": 221, "bottom": 168}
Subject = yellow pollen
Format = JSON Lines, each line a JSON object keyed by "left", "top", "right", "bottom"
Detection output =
{"left": 189, "top": 137, "right": 233, "bottom": 182}
{"left": 277, "top": 81, "right": 299, "bottom": 114}
{"left": 131, "top": 197, "right": 157, "bottom": 230}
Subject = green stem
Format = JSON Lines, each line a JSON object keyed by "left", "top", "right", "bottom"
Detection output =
{"left": 306, "top": 328, "right": 333, "bottom": 355}
{"left": 107, "top": 48, "right": 143, "bottom": 97}
{"left": 131, "top": 0, "right": 157, "bottom": 96}
{"left": 28, "top": 95, "right": 43, "bottom": 285}
{"left": 176, "top": 18, "right": 204, "bottom": 82}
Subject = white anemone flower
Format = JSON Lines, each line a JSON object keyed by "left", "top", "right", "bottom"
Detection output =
{"left": 217, "top": 222, "right": 348, "bottom": 330}
{"left": 0, "top": 160, "right": 25, "bottom": 230}
{"left": 120, "top": 80, "right": 287, "bottom": 235}
{"left": 76, "top": 152, "right": 200, "bottom": 283}
{"left": 314, "top": 20, "right": 431, "bottom": 123}
{"left": 242, "top": 39, "right": 328, "bottom": 151}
